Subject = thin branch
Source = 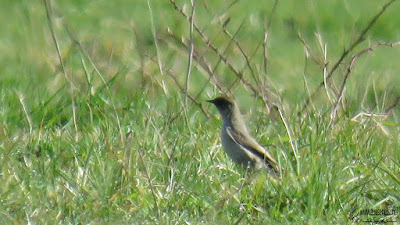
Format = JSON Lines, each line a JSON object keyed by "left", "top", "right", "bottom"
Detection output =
{"left": 162, "top": 32, "right": 224, "bottom": 93}
{"left": 297, "top": 32, "right": 324, "bottom": 68}
{"left": 192, "top": 23, "right": 238, "bottom": 99}
{"left": 168, "top": 0, "right": 278, "bottom": 113}
{"left": 302, "top": 0, "right": 397, "bottom": 111}
{"left": 221, "top": 19, "right": 260, "bottom": 86}
{"left": 146, "top": 54, "right": 210, "bottom": 118}
{"left": 168, "top": 0, "right": 257, "bottom": 93}
{"left": 331, "top": 41, "right": 400, "bottom": 119}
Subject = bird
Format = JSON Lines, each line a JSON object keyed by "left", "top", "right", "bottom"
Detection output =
{"left": 207, "top": 96, "right": 279, "bottom": 173}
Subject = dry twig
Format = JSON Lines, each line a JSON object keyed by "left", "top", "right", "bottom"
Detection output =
{"left": 302, "top": 0, "right": 397, "bottom": 112}
{"left": 331, "top": 41, "right": 400, "bottom": 120}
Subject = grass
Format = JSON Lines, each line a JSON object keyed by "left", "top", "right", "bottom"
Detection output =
{"left": 1, "top": 0, "right": 400, "bottom": 224}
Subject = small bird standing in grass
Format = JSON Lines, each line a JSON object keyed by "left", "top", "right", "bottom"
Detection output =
{"left": 208, "top": 96, "right": 279, "bottom": 173}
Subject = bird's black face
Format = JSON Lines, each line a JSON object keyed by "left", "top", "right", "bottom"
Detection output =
{"left": 207, "top": 97, "right": 234, "bottom": 115}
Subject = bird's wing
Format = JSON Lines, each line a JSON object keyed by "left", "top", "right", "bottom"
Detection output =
{"left": 226, "top": 126, "right": 278, "bottom": 171}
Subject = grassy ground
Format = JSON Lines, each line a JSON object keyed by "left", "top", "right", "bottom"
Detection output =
{"left": 1, "top": 0, "right": 400, "bottom": 224}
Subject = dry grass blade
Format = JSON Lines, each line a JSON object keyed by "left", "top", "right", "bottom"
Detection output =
{"left": 147, "top": 0, "right": 168, "bottom": 95}
{"left": 262, "top": 0, "right": 279, "bottom": 75}
{"left": 146, "top": 54, "right": 211, "bottom": 121}
{"left": 184, "top": 0, "right": 196, "bottom": 111}
{"left": 42, "top": 0, "right": 78, "bottom": 140}
{"left": 64, "top": 24, "right": 125, "bottom": 143}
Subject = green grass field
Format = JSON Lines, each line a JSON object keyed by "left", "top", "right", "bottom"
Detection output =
{"left": 1, "top": 0, "right": 400, "bottom": 224}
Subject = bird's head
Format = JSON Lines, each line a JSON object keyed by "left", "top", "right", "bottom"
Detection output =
{"left": 207, "top": 96, "right": 236, "bottom": 118}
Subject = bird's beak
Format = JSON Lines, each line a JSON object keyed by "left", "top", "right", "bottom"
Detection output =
{"left": 206, "top": 99, "right": 215, "bottom": 104}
